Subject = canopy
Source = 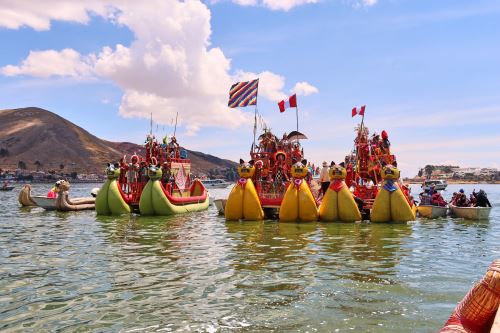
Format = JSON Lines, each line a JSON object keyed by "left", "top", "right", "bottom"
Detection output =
{"left": 287, "top": 131, "right": 308, "bottom": 140}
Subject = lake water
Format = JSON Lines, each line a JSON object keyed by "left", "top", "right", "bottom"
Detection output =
{"left": 0, "top": 183, "right": 498, "bottom": 332}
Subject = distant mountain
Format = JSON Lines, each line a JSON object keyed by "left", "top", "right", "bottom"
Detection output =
{"left": 0, "top": 107, "right": 237, "bottom": 175}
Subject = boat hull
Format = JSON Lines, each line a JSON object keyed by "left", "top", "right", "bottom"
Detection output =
{"left": 139, "top": 179, "right": 209, "bottom": 216}
{"left": 31, "top": 196, "right": 57, "bottom": 210}
{"left": 417, "top": 205, "right": 448, "bottom": 219}
{"left": 0, "top": 186, "right": 15, "bottom": 191}
{"left": 96, "top": 179, "right": 132, "bottom": 215}
{"left": 449, "top": 205, "right": 492, "bottom": 220}
{"left": 214, "top": 199, "right": 227, "bottom": 215}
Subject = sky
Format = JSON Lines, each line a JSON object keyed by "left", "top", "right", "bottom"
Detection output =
{"left": 1, "top": 0, "right": 499, "bottom": 177}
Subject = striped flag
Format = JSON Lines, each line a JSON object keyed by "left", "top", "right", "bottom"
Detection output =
{"left": 228, "top": 79, "right": 259, "bottom": 108}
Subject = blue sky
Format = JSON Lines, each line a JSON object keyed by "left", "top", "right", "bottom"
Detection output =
{"left": 0, "top": 0, "right": 499, "bottom": 177}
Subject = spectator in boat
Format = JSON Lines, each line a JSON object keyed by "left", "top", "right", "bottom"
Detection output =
{"left": 431, "top": 191, "right": 447, "bottom": 207}
{"left": 47, "top": 180, "right": 61, "bottom": 198}
{"left": 419, "top": 189, "right": 432, "bottom": 205}
{"left": 469, "top": 193, "right": 477, "bottom": 207}
{"left": 455, "top": 189, "right": 468, "bottom": 207}
{"left": 319, "top": 161, "right": 330, "bottom": 196}
{"left": 475, "top": 190, "right": 492, "bottom": 207}
{"left": 365, "top": 178, "right": 374, "bottom": 189}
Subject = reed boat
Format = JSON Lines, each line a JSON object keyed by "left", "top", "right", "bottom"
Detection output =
{"left": 417, "top": 205, "right": 448, "bottom": 219}
{"left": 96, "top": 133, "right": 209, "bottom": 216}
{"left": 449, "top": 204, "right": 492, "bottom": 220}
{"left": 439, "top": 259, "right": 500, "bottom": 333}
{"left": 18, "top": 183, "right": 94, "bottom": 211}
{"left": 342, "top": 118, "right": 416, "bottom": 222}
{"left": 224, "top": 128, "right": 318, "bottom": 221}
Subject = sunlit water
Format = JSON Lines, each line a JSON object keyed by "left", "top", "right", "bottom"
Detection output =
{"left": 0, "top": 183, "right": 499, "bottom": 332}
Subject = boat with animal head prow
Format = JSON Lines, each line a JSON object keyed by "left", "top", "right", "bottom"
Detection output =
{"left": 340, "top": 107, "right": 416, "bottom": 222}
{"left": 225, "top": 127, "right": 318, "bottom": 221}
{"left": 96, "top": 127, "right": 209, "bottom": 216}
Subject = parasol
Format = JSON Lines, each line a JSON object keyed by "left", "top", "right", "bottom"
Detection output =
{"left": 287, "top": 131, "right": 308, "bottom": 141}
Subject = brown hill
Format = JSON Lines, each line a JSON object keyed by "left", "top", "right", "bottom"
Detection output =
{"left": 0, "top": 107, "right": 236, "bottom": 175}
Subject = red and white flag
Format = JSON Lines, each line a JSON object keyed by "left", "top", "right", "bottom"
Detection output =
{"left": 278, "top": 94, "right": 297, "bottom": 113}
{"left": 351, "top": 105, "right": 366, "bottom": 117}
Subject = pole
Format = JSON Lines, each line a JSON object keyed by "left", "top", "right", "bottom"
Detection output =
{"left": 150, "top": 112, "right": 153, "bottom": 136}
{"left": 295, "top": 105, "right": 299, "bottom": 144}
{"left": 253, "top": 105, "right": 257, "bottom": 153}
{"left": 173, "top": 112, "right": 178, "bottom": 137}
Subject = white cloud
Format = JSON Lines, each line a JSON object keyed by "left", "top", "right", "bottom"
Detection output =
{"left": 0, "top": 1, "right": 318, "bottom": 135}
{"left": 262, "top": 0, "right": 319, "bottom": 11}
{"left": 348, "top": 0, "right": 378, "bottom": 8}
{"left": 233, "top": 70, "right": 288, "bottom": 101}
{"left": 0, "top": 1, "right": 111, "bottom": 31}
{"left": 210, "top": 0, "right": 318, "bottom": 11}
{"left": 1, "top": 48, "right": 94, "bottom": 78}
{"left": 291, "top": 81, "right": 319, "bottom": 96}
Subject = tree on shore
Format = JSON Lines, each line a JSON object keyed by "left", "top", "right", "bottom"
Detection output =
{"left": 34, "top": 160, "right": 42, "bottom": 171}
{"left": 424, "top": 165, "right": 434, "bottom": 179}
{"left": 17, "top": 161, "right": 26, "bottom": 170}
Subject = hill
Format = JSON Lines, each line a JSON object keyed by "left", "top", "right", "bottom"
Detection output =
{"left": 0, "top": 107, "right": 237, "bottom": 176}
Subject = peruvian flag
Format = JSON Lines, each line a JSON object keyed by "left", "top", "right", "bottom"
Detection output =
{"left": 278, "top": 94, "right": 297, "bottom": 113}
{"left": 351, "top": 105, "right": 366, "bottom": 117}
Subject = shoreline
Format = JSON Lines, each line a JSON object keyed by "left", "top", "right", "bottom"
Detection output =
{"left": 404, "top": 179, "right": 500, "bottom": 185}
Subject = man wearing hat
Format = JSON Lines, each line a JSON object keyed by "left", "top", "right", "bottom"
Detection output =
{"left": 319, "top": 161, "right": 330, "bottom": 196}
{"left": 456, "top": 188, "right": 468, "bottom": 207}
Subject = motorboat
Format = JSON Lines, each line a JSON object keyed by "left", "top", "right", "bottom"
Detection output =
{"left": 201, "top": 179, "right": 231, "bottom": 189}
{"left": 449, "top": 205, "right": 492, "bottom": 220}
{"left": 422, "top": 179, "right": 448, "bottom": 191}
{"left": 417, "top": 205, "right": 448, "bottom": 218}
{"left": 1, "top": 185, "right": 15, "bottom": 191}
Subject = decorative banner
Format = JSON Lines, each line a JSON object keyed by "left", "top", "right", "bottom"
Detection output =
{"left": 171, "top": 162, "right": 190, "bottom": 190}
{"left": 228, "top": 79, "right": 259, "bottom": 108}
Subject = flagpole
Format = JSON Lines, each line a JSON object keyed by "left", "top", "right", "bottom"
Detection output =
{"left": 253, "top": 80, "right": 259, "bottom": 154}
{"left": 253, "top": 105, "right": 257, "bottom": 154}
{"left": 295, "top": 105, "right": 299, "bottom": 143}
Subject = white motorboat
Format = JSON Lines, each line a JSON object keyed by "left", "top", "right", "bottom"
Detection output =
{"left": 422, "top": 179, "right": 448, "bottom": 191}
{"left": 201, "top": 179, "right": 231, "bottom": 189}
{"left": 449, "top": 205, "right": 492, "bottom": 220}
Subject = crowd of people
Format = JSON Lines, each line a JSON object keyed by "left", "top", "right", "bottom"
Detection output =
{"left": 450, "top": 189, "right": 491, "bottom": 207}
{"left": 419, "top": 186, "right": 491, "bottom": 207}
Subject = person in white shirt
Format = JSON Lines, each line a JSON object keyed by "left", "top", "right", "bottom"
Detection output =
{"left": 319, "top": 161, "right": 330, "bottom": 195}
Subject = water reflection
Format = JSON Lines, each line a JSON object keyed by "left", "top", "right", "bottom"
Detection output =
{"left": 1, "top": 184, "right": 499, "bottom": 332}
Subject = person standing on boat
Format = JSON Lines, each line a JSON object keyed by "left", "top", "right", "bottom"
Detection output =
{"left": 319, "top": 161, "right": 330, "bottom": 196}
{"left": 475, "top": 190, "right": 491, "bottom": 207}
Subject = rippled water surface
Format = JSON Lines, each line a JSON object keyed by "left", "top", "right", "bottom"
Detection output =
{"left": 0, "top": 183, "right": 499, "bottom": 332}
